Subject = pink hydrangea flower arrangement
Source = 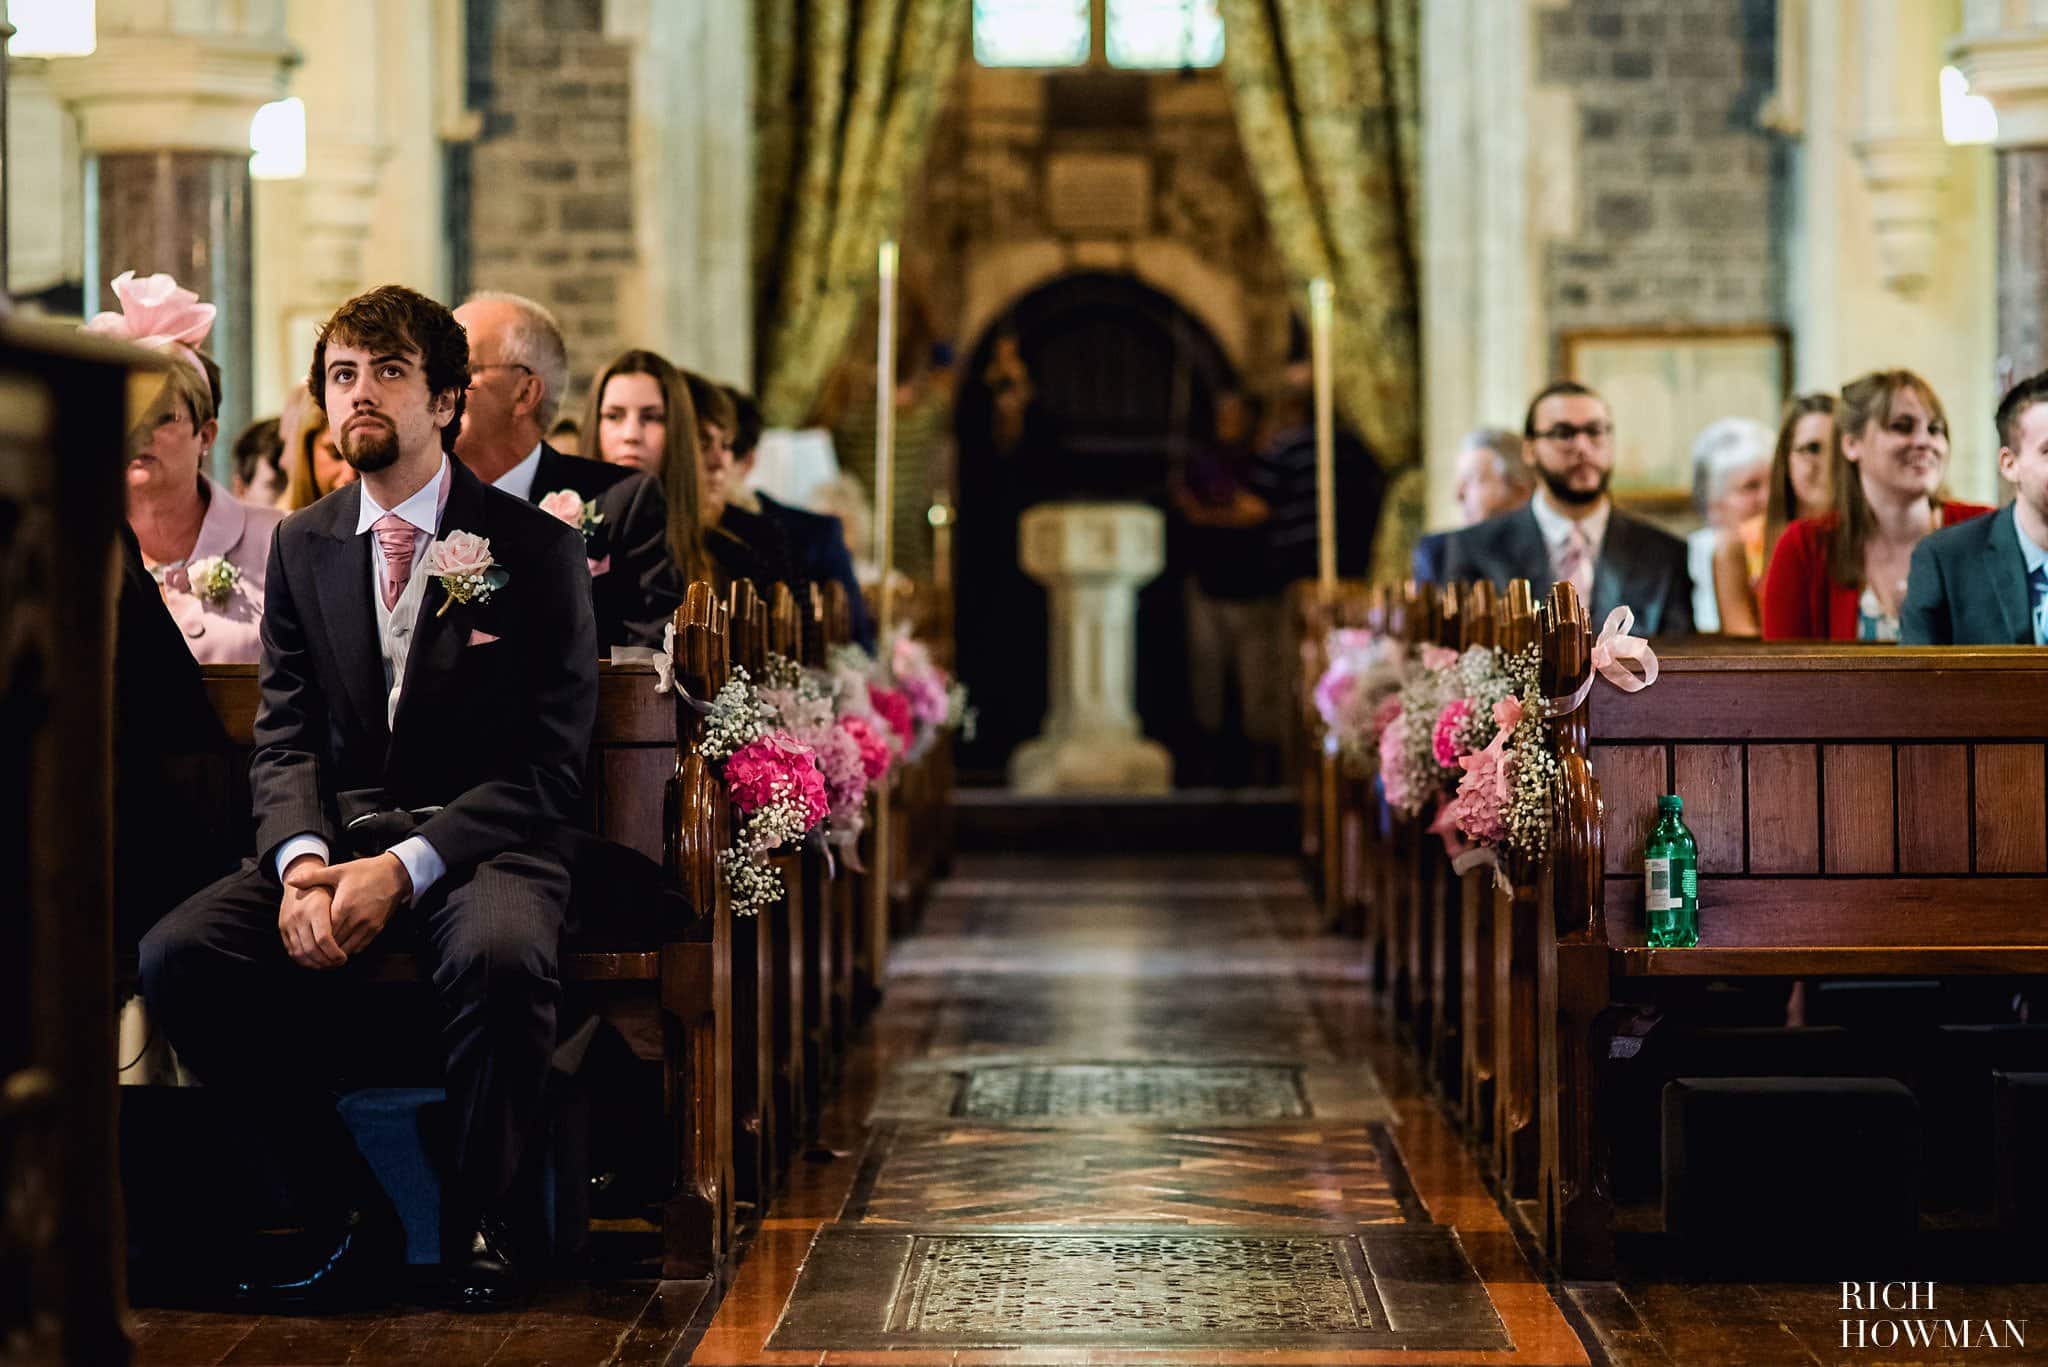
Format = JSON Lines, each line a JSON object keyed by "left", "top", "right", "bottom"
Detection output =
{"left": 1431, "top": 698, "right": 1473, "bottom": 769}
{"left": 839, "top": 713, "right": 892, "bottom": 783}
{"left": 724, "top": 730, "right": 829, "bottom": 825}
{"left": 868, "top": 684, "right": 914, "bottom": 750}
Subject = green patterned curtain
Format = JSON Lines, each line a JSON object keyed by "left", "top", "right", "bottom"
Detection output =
{"left": 1216, "top": 0, "right": 1423, "bottom": 581}
{"left": 753, "top": 0, "right": 968, "bottom": 427}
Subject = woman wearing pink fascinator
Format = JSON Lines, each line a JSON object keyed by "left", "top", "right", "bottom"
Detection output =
{"left": 88, "top": 270, "right": 284, "bottom": 665}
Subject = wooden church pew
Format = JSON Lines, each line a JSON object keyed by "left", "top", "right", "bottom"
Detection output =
{"left": 725, "top": 578, "right": 783, "bottom": 1207}
{"left": 1534, "top": 602, "right": 2048, "bottom": 1277}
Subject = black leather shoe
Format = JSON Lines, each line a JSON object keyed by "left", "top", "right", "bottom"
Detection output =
{"left": 233, "top": 1202, "right": 403, "bottom": 1311}
{"left": 446, "top": 1214, "right": 530, "bottom": 1312}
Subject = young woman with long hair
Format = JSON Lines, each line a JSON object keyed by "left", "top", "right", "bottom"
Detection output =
{"left": 583, "top": 348, "right": 709, "bottom": 583}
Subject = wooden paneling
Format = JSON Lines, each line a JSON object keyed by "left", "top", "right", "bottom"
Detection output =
{"left": 1601, "top": 877, "right": 2048, "bottom": 947}
{"left": 1672, "top": 745, "right": 1743, "bottom": 876}
{"left": 599, "top": 746, "right": 672, "bottom": 863}
{"left": 1975, "top": 744, "right": 2048, "bottom": 874}
{"left": 1746, "top": 745, "right": 1818, "bottom": 874}
{"left": 1898, "top": 745, "right": 1971, "bottom": 874}
{"left": 1588, "top": 653, "right": 2048, "bottom": 741}
{"left": 1593, "top": 745, "right": 1665, "bottom": 876}
{"left": 1821, "top": 745, "right": 1894, "bottom": 874}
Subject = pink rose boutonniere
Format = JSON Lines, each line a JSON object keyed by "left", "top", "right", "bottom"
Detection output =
{"left": 422, "top": 530, "right": 508, "bottom": 615}
{"left": 539, "top": 488, "right": 605, "bottom": 538}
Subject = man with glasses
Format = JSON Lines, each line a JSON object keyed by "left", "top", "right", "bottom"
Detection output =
{"left": 1441, "top": 380, "right": 1693, "bottom": 635}
{"left": 452, "top": 291, "right": 683, "bottom": 650}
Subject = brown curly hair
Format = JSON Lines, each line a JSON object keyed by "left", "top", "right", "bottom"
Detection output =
{"left": 307, "top": 285, "right": 470, "bottom": 454}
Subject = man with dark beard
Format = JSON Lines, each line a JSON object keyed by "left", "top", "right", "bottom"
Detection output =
{"left": 1442, "top": 380, "right": 1693, "bottom": 636}
{"left": 140, "top": 285, "right": 596, "bottom": 1310}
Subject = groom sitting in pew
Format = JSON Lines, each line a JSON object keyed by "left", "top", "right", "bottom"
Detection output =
{"left": 140, "top": 285, "right": 596, "bottom": 1311}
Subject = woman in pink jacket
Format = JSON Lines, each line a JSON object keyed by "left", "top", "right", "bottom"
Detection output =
{"left": 92, "top": 272, "right": 282, "bottom": 665}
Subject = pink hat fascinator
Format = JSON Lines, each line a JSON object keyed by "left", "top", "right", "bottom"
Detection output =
{"left": 84, "top": 271, "right": 216, "bottom": 375}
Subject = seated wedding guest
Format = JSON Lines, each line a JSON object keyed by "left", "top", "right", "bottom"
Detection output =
{"left": 1903, "top": 371, "right": 2048, "bottom": 644}
{"left": 452, "top": 291, "right": 683, "bottom": 649}
{"left": 689, "top": 370, "right": 799, "bottom": 590}
{"left": 1761, "top": 370, "right": 1990, "bottom": 641}
{"left": 1713, "top": 393, "right": 1835, "bottom": 636}
{"left": 230, "top": 416, "right": 288, "bottom": 505}
{"left": 584, "top": 348, "right": 710, "bottom": 582}
{"left": 1414, "top": 427, "right": 1531, "bottom": 582}
{"left": 1684, "top": 417, "right": 1772, "bottom": 632}
{"left": 86, "top": 271, "right": 284, "bottom": 664}
{"left": 141, "top": 285, "right": 596, "bottom": 1310}
{"left": 725, "top": 384, "right": 874, "bottom": 647}
{"left": 1442, "top": 381, "right": 1693, "bottom": 634}
{"left": 279, "top": 406, "right": 358, "bottom": 511}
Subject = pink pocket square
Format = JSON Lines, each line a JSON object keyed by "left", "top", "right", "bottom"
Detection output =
{"left": 467, "top": 629, "right": 500, "bottom": 646}
{"left": 587, "top": 555, "right": 611, "bottom": 578}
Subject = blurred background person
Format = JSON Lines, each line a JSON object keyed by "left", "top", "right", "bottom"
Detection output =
{"left": 584, "top": 348, "right": 709, "bottom": 582}
{"left": 1685, "top": 417, "right": 1773, "bottom": 632}
{"left": 228, "top": 416, "right": 287, "bottom": 505}
{"left": 1413, "top": 427, "right": 1530, "bottom": 582}
{"left": 1714, "top": 394, "right": 1836, "bottom": 636}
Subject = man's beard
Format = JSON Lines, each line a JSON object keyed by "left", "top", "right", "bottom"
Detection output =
{"left": 1538, "top": 463, "right": 1610, "bottom": 507}
{"left": 341, "top": 421, "right": 400, "bottom": 473}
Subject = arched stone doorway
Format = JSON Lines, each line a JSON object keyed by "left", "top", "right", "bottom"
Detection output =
{"left": 952, "top": 271, "right": 1238, "bottom": 784}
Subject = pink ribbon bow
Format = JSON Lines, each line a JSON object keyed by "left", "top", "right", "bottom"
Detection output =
{"left": 1545, "top": 606, "right": 1659, "bottom": 717}
{"left": 84, "top": 271, "right": 215, "bottom": 377}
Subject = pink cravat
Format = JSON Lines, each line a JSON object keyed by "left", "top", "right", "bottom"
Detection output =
{"left": 372, "top": 513, "right": 420, "bottom": 611}
{"left": 1554, "top": 524, "right": 1594, "bottom": 606}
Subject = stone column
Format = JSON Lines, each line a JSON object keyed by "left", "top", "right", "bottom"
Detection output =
{"left": 46, "top": 1, "right": 295, "bottom": 462}
{"left": 1850, "top": 0, "right": 1951, "bottom": 296}
{"left": 1008, "top": 503, "right": 1173, "bottom": 795}
{"left": 1954, "top": 4, "right": 2048, "bottom": 386}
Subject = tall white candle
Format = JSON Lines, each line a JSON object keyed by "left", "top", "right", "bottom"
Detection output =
{"left": 1309, "top": 277, "right": 1336, "bottom": 591}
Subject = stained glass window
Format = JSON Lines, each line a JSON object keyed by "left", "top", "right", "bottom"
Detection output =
{"left": 973, "top": 0, "right": 1091, "bottom": 68}
{"left": 1106, "top": 0, "right": 1223, "bottom": 69}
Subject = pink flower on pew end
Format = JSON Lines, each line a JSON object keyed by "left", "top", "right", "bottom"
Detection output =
{"left": 808, "top": 722, "right": 868, "bottom": 812}
{"left": 1432, "top": 697, "right": 1473, "bottom": 769}
{"left": 1378, "top": 718, "right": 1411, "bottom": 812}
{"left": 1492, "top": 694, "right": 1523, "bottom": 733}
{"left": 901, "top": 670, "right": 949, "bottom": 727}
{"left": 868, "top": 684, "right": 914, "bottom": 748}
{"left": 1370, "top": 692, "right": 1403, "bottom": 744}
{"left": 1428, "top": 794, "right": 1471, "bottom": 858}
{"left": 838, "top": 713, "right": 893, "bottom": 783}
{"left": 1452, "top": 727, "right": 1515, "bottom": 846}
{"left": 1419, "top": 644, "right": 1459, "bottom": 671}
{"left": 1314, "top": 665, "right": 1359, "bottom": 729}
{"left": 723, "top": 731, "right": 828, "bottom": 826}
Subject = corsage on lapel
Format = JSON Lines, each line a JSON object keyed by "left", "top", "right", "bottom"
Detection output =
{"left": 422, "top": 530, "right": 508, "bottom": 616}
{"left": 163, "top": 554, "right": 241, "bottom": 607}
{"left": 539, "top": 488, "right": 611, "bottom": 576}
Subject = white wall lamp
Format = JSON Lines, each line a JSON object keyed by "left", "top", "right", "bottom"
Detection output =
{"left": 6, "top": 0, "right": 94, "bottom": 58}
{"left": 249, "top": 96, "right": 306, "bottom": 180}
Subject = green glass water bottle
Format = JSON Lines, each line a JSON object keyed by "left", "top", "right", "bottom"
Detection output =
{"left": 1643, "top": 794, "right": 1699, "bottom": 948}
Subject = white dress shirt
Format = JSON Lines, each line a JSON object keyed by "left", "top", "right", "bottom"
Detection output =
{"left": 491, "top": 442, "right": 545, "bottom": 502}
{"left": 273, "top": 459, "right": 451, "bottom": 901}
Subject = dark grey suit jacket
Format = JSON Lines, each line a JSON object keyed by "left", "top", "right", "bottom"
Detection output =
{"left": 1901, "top": 502, "right": 2040, "bottom": 645}
{"left": 1439, "top": 502, "right": 1695, "bottom": 636}
{"left": 1412, "top": 530, "right": 1450, "bottom": 585}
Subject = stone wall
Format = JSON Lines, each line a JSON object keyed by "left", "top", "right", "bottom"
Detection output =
{"left": 467, "top": 0, "right": 636, "bottom": 397}
{"left": 1536, "top": 0, "right": 1786, "bottom": 348}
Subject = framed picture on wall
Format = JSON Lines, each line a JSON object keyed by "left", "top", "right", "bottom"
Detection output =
{"left": 1560, "top": 326, "right": 1792, "bottom": 516}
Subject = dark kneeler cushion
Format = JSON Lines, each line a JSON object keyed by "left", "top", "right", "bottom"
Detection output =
{"left": 1663, "top": 1077, "right": 1919, "bottom": 1270}
{"left": 1921, "top": 1026, "right": 2048, "bottom": 1207}
{"left": 1994, "top": 1071, "right": 2048, "bottom": 1234}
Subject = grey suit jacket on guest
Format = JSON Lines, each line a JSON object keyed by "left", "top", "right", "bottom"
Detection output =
{"left": 1439, "top": 503, "right": 1695, "bottom": 636}
{"left": 1901, "top": 502, "right": 2038, "bottom": 646}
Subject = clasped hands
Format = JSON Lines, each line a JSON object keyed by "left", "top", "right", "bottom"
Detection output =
{"left": 278, "top": 851, "right": 413, "bottom": 969}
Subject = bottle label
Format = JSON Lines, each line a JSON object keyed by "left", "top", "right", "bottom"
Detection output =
{"left": 1645, "top": 857, "right": 1676, "bottom": 911}
{"left": 1681, "top": 866, "right": 1698, "bottom": 901}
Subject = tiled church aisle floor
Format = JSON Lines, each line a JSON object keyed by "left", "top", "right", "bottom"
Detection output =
{"left": 683, "top": 852, "right": 1590, "bottom": 1366}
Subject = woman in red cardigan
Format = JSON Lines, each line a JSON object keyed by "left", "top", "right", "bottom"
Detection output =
{"left": 1761, "top": 369, "right": 1992, "bottom": 641}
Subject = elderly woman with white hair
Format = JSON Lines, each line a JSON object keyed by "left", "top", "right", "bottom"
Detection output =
{"left": 1686, "top": 417, "right": 1774, "bottom": 632}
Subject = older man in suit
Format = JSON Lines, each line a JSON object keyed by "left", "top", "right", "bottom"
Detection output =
{"left": 141, "top": 286, "right": 596, "bottom": 1310}
{"left": 1441, "top": 381, "right": 1693, "bottom": 636}
{"left": 1904, "top": 371, "right": 2048, "bottom": 645}
{"left": 453, "top": 291, "right": 682, "bottom": 650}
{"left": 1412, "top": 427, "right": 1532, "bottom": 583}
